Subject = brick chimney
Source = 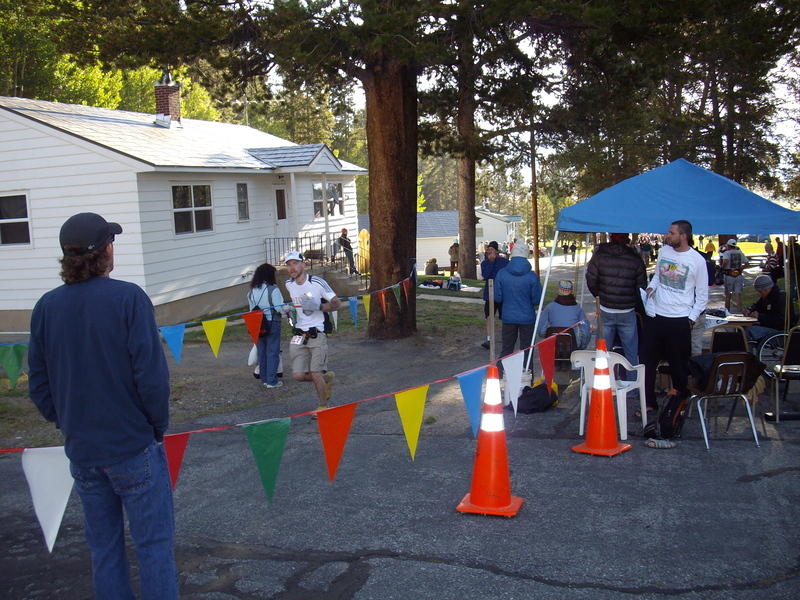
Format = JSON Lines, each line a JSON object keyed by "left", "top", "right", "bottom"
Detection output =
{"left": 154, "top": 68, "right": 181, "bottom": 127}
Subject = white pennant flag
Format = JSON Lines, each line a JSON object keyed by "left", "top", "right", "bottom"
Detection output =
{"left": 331, "top": 310, "right": 338, "bottom": 331}
{"left": 501, "top": 352, "right": 525, "bottom": 415}
{"left": 22, "top": 446, "right": 74, "bottom": 553}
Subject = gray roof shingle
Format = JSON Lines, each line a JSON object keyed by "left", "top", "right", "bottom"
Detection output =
{"left": 0, "top": 96, "right": 365, "bottom": 173}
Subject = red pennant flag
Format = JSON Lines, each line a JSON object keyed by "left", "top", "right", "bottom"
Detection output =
{"left": 401, "top": 278, "right": 412, "bottom": 303}
{"left": 316, "top": 403, "right": 357, "bottom": 481}
{"left": 242, "top": 310, "right": 263, "bottom": 345}
{"left": 163, "top": 432, "right": 191, "bottom": 490}
{"left": 377, "top": 290, "right": 388, "bottom": 317}
{"left": 538, "top": 335, "right": 557, "bottom": 392}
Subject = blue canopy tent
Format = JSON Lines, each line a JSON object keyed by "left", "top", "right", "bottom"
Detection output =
{"left": 527, "top": 159, "right": 800, "bottom": 373}
{"left": 556, "top": 158, "right": 800, "bottom": 234}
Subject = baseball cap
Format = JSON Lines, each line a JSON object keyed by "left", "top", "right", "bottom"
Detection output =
{"left": 727, "top": 238, "right": 738, "bottom": 246}
{"left": 753, "top": 274, "right": 773, "bottom": 291}
{"left": 284, "top": 250, "right": 303, "bottom": 263}
{"left": 558, "top": 280, "right": 574, "bottom": 295}
{"left": 59, "top": 213, "right": 122, "bottom": 256}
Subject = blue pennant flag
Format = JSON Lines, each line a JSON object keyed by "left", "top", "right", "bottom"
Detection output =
{"left": 456, "top": 367, "right": 487, "bottom": 437}
{"left": 160, "top": 324, "right": 186, "bottom": 363}
{"left": 348, "top": 296, "right": 359, "bottom": 327}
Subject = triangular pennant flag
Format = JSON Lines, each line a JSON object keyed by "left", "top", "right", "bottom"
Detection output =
{"left": 394, "top": 384, "right": 429, "bottom": 460}
{"left": 391, "top": 285, "right": 402, "bottom": 307}
{"left": 201, "top": 317, "right": 227, "bottom": 357}
{"left": 501, "top": 352, "right": 525, "bottom": 414}
{"left": 377, "top": 290, "right": 388, "bottom": 317}
{"left": 159, "top": 324, "right": 186, "bottom": 364}
{"left": 362, "top": 294, "right": 371, "bottom": 319}
{"left": 316, "top": 403, "right": 357, "bottom": 481}
{"left": 348, "top": 297, "right": 359, "bottom": 327}
{"left": 243, "top": 418, "right": 291, "bottom": 503}
{"left": 21, "top": 446, "right": 73, "bottom": 553}
{"left": 331, "top": 310, "right": 338, "bottom": 331}
{"left": 456, "top": 367, "right": 487, "bottom": 438}
{"left": 163, "top": 433, "right": 190, "bottom": 490}
{"left": 538, "top": 335, "right": 557, "bottom": 392}
{"left": 401, "top": 278, "right": 412, "bottom": 304}
{"left": 0, "top": 344, "right": 27, "bottom": 388}
{"left": 242, "top": 310, "right": 263, "bottom": 345}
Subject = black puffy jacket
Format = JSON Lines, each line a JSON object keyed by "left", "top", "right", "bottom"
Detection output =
{"left": 586, "top": 242, "right": 647, "bottom": 310}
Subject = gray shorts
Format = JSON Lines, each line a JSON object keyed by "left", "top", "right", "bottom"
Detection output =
{"left": 724, "top": 274, "right": 744, "bottom": 294}
{"left": 288, "top": 332, "right": 328, "bottom": 374}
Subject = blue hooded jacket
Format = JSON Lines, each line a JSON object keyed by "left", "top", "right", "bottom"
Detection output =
{"left": 480, "top": 255, "right": 509, "bottom": 301}
{"left": 494, "top": 256, "right": 542, "bottom": 324}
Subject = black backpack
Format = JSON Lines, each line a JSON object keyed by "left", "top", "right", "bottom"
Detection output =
{"left": 643, "top": 394, "right": 688, "bottom": 439}
{"left": 513, "top": 383, "right": 559, "bottom": 414}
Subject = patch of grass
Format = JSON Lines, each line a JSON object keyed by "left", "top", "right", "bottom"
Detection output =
{"left": 424, "top": 416, "right": 437, "bottom": 425}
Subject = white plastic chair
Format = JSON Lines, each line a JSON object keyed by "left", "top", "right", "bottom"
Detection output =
{"left": 571, "top": 350, "right": 647, "bottom": 441}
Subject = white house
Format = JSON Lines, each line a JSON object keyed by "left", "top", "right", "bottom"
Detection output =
{"left": 358, "top": 208, "right": 521, "bottom": 271}
{"left": 0, "top": 81, "right": 366, "bottom": 331}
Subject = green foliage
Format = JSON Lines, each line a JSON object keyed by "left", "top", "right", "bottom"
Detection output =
{"left": 416, "top": 174, "right": 427, "bottom": 212}
{"left": 50, "top": 57, "right": 122, "bottom": 107}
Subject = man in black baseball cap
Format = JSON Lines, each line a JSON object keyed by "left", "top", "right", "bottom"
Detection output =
{"left": 59, "top": 212, "right": 122, "bottom": 255}
{"left": 29, "top": 212, "right": 178, "bottom": 597}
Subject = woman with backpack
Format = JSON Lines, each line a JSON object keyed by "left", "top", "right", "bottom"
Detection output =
{"left": 248, "top": 263, "right": 286, "bottom": 389}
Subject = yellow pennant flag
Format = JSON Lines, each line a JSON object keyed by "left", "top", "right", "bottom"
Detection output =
{"left": 362, "top": 294, "right": 371, "bottom": 319}
{"left": 201, "top": 317, "right": 228, "bottom": 357}
{"left": 394, "top": 384, "right": 429, "bottom": 460}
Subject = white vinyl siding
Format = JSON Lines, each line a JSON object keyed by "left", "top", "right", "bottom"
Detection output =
{"left": 0, "top": 111, "right": 146, "bottom": 311}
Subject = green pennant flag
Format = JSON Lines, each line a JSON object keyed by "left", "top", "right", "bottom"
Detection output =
{"left": 243, "top": 418, "right": 291, "bottom": 503}
{"left": 391, "top": 285, "right": 402, "bottom": 307}
{"left": 0, "top": 344, "right": 27, "bottom": 389}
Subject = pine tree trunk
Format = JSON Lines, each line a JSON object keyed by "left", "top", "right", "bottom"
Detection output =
{"left": 363, "top": 56, "right": 417, "bottom": 339}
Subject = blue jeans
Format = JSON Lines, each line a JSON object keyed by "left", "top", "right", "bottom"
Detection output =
{"left": 601, "top": 310, "right": 639, "bottom": 379}
{"left": 69, "top": 441, "right": 178, "bottom": 600}
{"left": 257, "top": 318, "right": 282, "bottom": 385}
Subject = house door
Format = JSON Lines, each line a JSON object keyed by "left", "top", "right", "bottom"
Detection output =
{"left": 274, "top": 188, "right": 290, "bottom": 237}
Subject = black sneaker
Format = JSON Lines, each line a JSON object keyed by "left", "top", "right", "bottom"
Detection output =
{"left": 481, "top": 341, "right": 490, "bottom": 349}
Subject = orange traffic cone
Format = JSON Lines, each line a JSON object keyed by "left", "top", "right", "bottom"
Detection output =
{"left": 572, "top": 339, "right": 632, "bottom": 456}
{"left": 457, "top": 365, "right": 523, "bottom": 517}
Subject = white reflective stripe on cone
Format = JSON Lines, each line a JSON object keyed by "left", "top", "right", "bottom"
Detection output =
{"left": 480, "top": 413, "right": 505, "bottom": 432}
{"left": 594, "top": 373, "right": 611, "bottom": 390}
{"left": 595, "top": 355, "right": 609, "bottom": 370}
{"left": 484, "top": 379, "right": 502, "bottom": 405}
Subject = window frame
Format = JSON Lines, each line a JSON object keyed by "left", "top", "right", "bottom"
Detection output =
{"left": 236, "top": 183, "right": 250, "bottom": 222}
{"left": 0, "top": 191, "right": 31, "bottom": 246}
{"left": 171, "top": 183, "right": 214, "bottom": 236}
{"left": 312, "top": 182, "right": 345, "bottom": 219}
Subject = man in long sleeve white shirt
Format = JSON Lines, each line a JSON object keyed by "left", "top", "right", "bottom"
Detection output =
{"left": 641, "top": 220, "right": 708, "bottom": 413}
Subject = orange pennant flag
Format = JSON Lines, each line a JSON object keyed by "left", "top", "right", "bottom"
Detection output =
{"left": 538, "top": 335, "right": 557, "bottom": 391}
{"left": 316, "top": 403, "right": 357, "bottom": 481}
{"left": 242, "top": 310, "right": 263, "bottom": 345}
{"left": 377, "top": 289, "right": 388, "bottom": 317}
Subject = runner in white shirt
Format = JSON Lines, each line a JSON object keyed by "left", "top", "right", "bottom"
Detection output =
{"left": 641, "top": 220, "right": 708, "bottom": 420}
{"left": 283, "top": 251, "right": 341, "bottom": 413}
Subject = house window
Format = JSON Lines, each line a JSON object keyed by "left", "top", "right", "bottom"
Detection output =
{"left": 0, "top": 194, "right": 30, "bottom": 245}
{"left": 236, "top": 183, "right": 250, "bottom": 221}
{"left": 276, "top": 189, "right": 287, "bottom": 220}
{"left": 476, "top": 227, "right": 484, "bottom": 238}
{"left": 312, "top": 182, "right": 345, "bottom": 218}
{"left": 172, "top": 184, "right": 213, "bottom": 234}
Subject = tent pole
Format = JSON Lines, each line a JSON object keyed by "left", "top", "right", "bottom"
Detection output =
{"left": 527, "top": 229, "right": 559, "bottom": 373}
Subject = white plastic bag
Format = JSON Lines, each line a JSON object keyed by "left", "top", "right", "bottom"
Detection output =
{"left": 248, "top": 344, "right": 258, "bottom": 366}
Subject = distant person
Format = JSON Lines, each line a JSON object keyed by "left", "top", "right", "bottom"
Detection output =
{"left": 480, "top": 241, "right": 509, "bottom": 349}
{"left": 744, "top": 274, "right": 796, "bottom": 347}
{"left": 569, "top": 242, "right": 578, "bottom": 262}
{"left": 537, "top": 280, "right": 590, "bottom": 349}
{"left": 641, "top": 219, "right": 708, "bottom": 417}
{"left": 494, "top": 239, "right": 543, "bottom": 370}
{"left": 586, "top": 232, "right": 647, "bottom": 379}
{"left": 448, "top": 241, "right": 460, "bottom": 275}
{"left": 720, "top": 238, "right": 747, "bottom": 313}
{"left": 28, "top": 213, "right": 178, "bottom": 598}
{"left": 639, "top": 236, "right": 652, "bottom": 268}
{"left": 337, "top": 228, "right": 359, "bottom": 275}
{"left": 424, "top": 257, "right": 440, "bottom": 276}
{"left": 284, "top": 251, "right": 340, "bottom": 413}
{"left": 704, "top": 239, "right": 716, "bottom": 256}
{"left": 562, "top": 243, "right": 569, "bottom": 257}
{"left": 248, "top": 263, "right": 285, "bottom": 388}
{"left": 764, "top": 238, "right": 774, "bottom": 257}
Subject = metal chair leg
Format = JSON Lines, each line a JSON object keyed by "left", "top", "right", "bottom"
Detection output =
{"left": 741, "top": 394, "right": 760, "bottom": 447}
{"left": 697, "top": 398, "right": 710, "bottom": 450}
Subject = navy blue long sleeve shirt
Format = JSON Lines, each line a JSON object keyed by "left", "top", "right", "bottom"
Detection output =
{"left": 28, "top": 277, "right": 170, "bottom": 467}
